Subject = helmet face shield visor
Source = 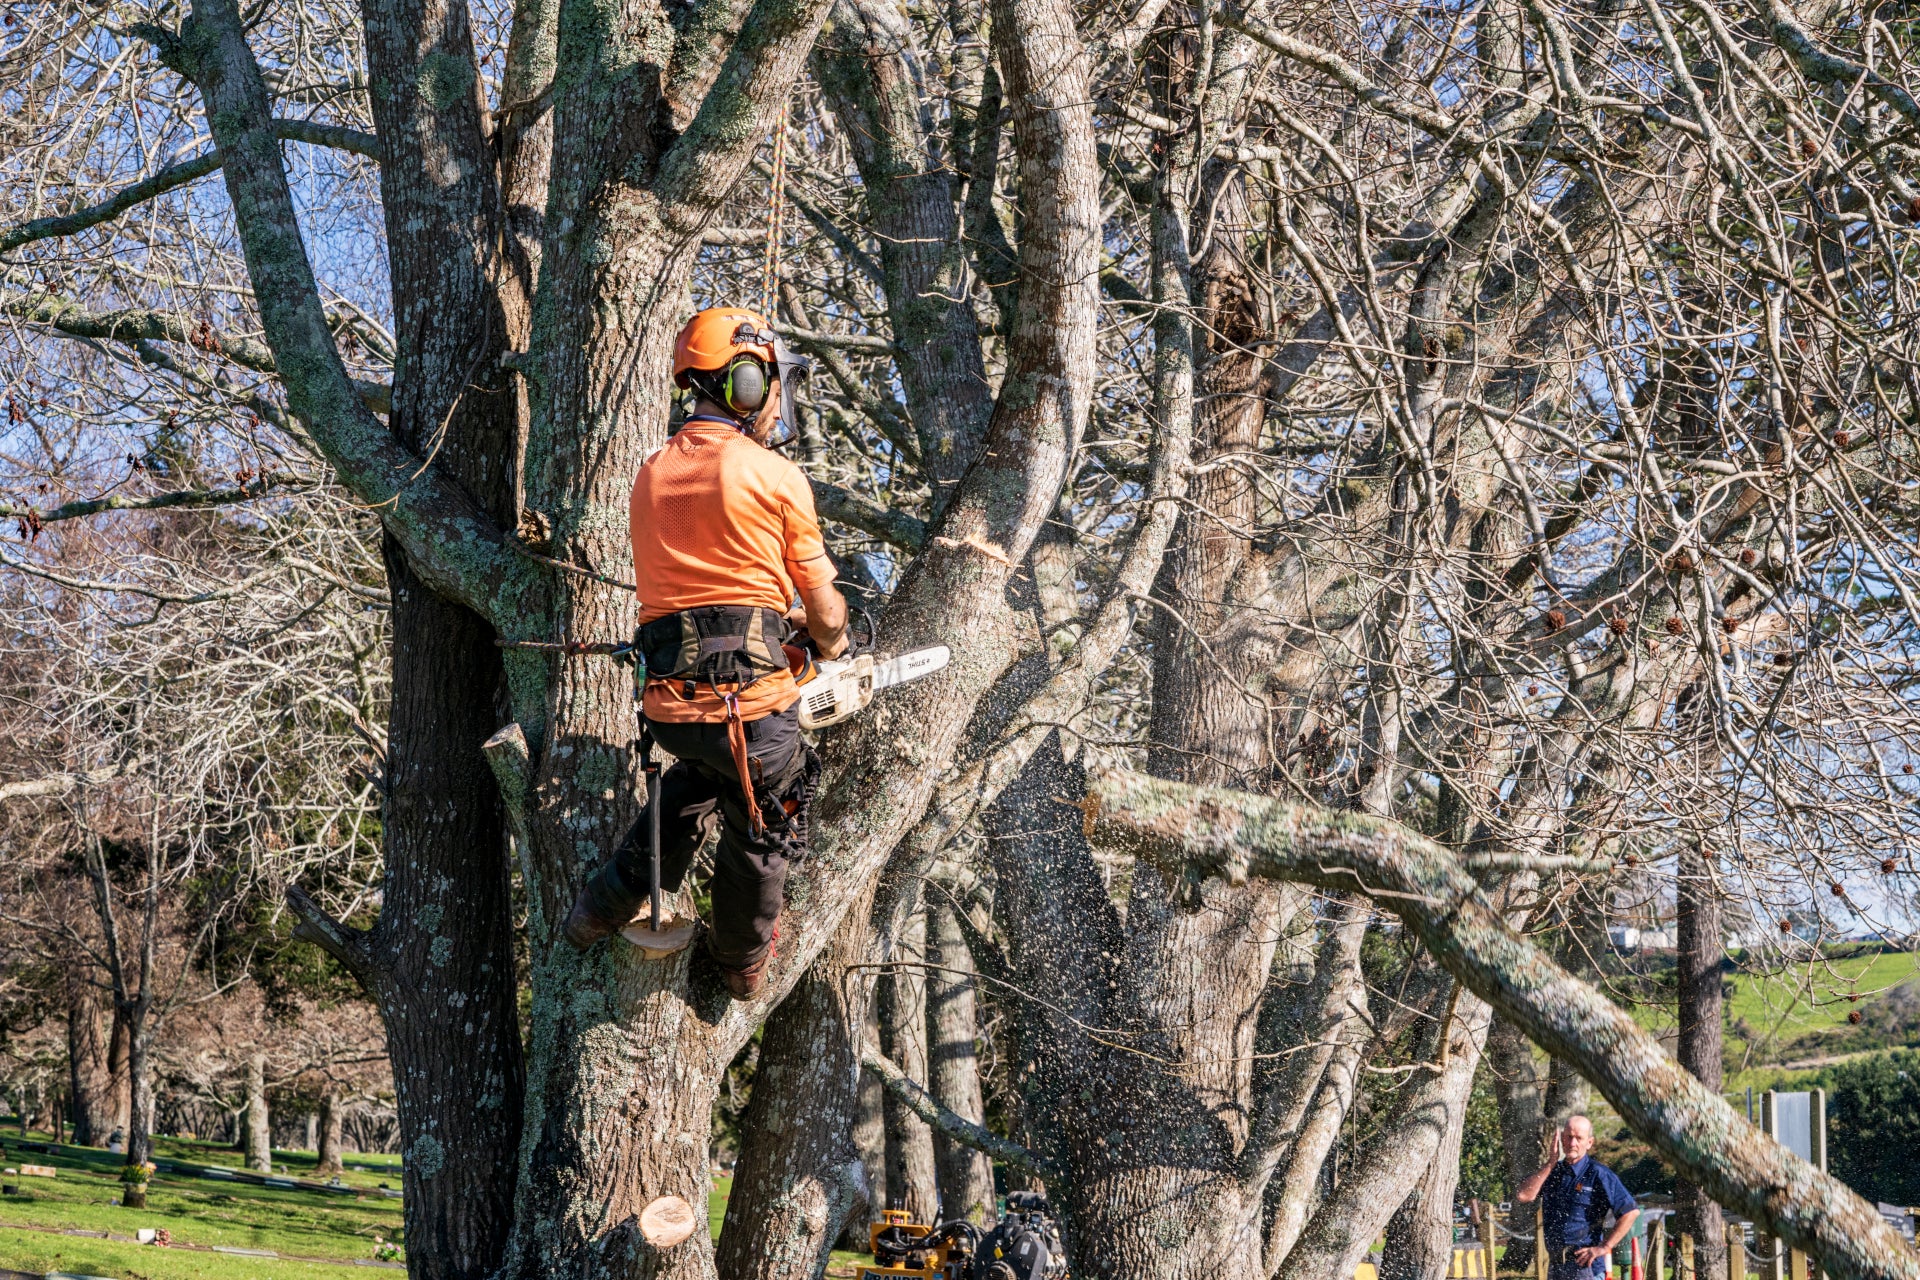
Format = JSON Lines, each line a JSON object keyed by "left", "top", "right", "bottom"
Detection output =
{"left": 770, "top": 334, "right": 812, "bottom": 443}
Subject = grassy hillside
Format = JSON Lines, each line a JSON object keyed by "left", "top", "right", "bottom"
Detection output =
{"left": 1605, "top": 945, "right": 1920, "bottom": 1074}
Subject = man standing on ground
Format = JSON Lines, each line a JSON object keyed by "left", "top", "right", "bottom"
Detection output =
{"left": 1515, "top": 1114, "right": 1641, "bottom": 1280}
{"left": 563, "top": 306, "right": 848, "bottom": 999}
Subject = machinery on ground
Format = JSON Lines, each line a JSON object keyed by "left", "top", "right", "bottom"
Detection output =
{"left": 855, "top": 1192, "right": 1068, "bottom": 1280}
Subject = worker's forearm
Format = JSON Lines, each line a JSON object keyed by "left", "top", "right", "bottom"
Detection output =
{"left": 800, "top": 582, "right": 848, "bottom": 656}
{"left": 1515, "top": 1164, "right": 1553, "bottom": 1202}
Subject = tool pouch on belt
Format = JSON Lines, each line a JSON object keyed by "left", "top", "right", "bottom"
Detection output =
{"left": 636, "top": 605, "right": 789, "bottom": 695}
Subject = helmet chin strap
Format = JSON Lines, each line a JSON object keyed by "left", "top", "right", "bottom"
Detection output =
{"left": 687, "top": 383, "right": 756, "bottom": 431}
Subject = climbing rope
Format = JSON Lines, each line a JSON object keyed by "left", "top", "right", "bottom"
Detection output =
{"left": 759, "top": 94, "right": 792, "bottom": 319}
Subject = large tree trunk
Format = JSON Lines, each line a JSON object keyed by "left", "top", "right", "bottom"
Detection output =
{"left": 1676, "top": 843, "right": 1727, "bottom": 1277}
{"left": 108, "top": 1007, "right": 129, "bottom": 1139}
{"left": 880, "top": 894, "right": 938, "bottom": 1220}
{"left": 363, "top": 548, "right": 526, "bottom": 1280}
{"left": 1487, "top": 1014, "right": 1546, "bottom": 1188}
{"left": 63, "top": 966, "right": 110, "bottom": 1147}
{"left": 714, "top": 913, "right": 871, "bottom": 1280}
{"left": 317, "top": 1088, "right": 345, "bottom": 1177}
{"left": 1379, "top": 993, "right": 1482, "bottom": 1280}
{"left": 926, "top": 899, "right": 995, "bottom": 1226}
{"left": 278, "top": 0, "right": 535, "bottom": 1258}
{"left": 849, "top": 1061, "right": 888, "bottom": 1237}
{"left": 246, "top": 1053, "right": 271, "bottom": 1172}
{"left": 126, "top": 1022, "right": 155, "bottom": 1166}
{"left": 280, "top": 0, "right": 534, "bottom": 1254}
{"left": 348, "top": 0, "right": 534, "bottom": 1266}
{"left": 986, "top": 737, "right": 1265, "bottom": 1280}
{"left": 1284, "top": 992, "right": 1493, "bottom": 1280}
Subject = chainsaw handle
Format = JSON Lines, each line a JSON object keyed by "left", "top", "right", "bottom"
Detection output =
{"left": 784, "top": 601, "right": 874, "bottom": 661}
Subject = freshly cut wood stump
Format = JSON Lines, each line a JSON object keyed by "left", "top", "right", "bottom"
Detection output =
{"left": 620, "top": 914, "right": 696, "bottom": 959}
{"left": 639, "top": 1194, "right": 698, "bottom": 1248}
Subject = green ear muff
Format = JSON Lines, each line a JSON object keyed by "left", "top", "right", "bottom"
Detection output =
{"left": 724, "top": 358, "right": 769, "bottom": 415}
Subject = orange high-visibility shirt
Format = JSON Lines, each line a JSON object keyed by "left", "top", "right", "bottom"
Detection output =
{"left": 630, "top": 419, "right": 837, "bottom": 722}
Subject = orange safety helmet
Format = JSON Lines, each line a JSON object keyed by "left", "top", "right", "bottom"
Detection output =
{"left": 671, "top": 305, "right": 812, "bottom": 437}
{"left": 673, "top": 306, "right": 778, "bottom": 388}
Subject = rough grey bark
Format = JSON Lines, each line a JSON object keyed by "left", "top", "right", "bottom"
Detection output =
{"left": 1379, "top": 985, "right": 1485, "bottom": 1280}
{"left": 1256, "top": 904, "right": 1372, "bottom": 1271}
{"left": 317, "top": 1088, "right": 344, "bottom": 1177}
{"left": 63, "top": 963, "right": 110, "bottom": 1147}
{"left": 1288, "top": 989, "right": 1493, "bottom": 1280}
{"left": 809, "top": 0, "right": 994, "bottom": 503}
{"left": 1676, "top": 843, "right": 1727, "bottom": 1277}
{"left": 880, "top": 894, "right": 938, "bottom": 1221}
{"left": 852, "top": 1060, "right": 889, "bottom": 1229}
{"left": 926, "top": 898, "right": 995, "bottom": 1226}
{"left": 1087, "top": 768, "right": 1920, "bottom": 1280}
{"left": 714, "top": 909, "right": 871, "bottom": 1280}
{"left": 247, "top": 1053, "right": 271, "bottom": 1172}
{"left": 328, "top": 0, "right": 532, "bottom": 1266}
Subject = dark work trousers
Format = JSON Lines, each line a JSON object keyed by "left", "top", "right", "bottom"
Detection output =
{"left": 610, "top": 703, "right": 814, "bottom": 970}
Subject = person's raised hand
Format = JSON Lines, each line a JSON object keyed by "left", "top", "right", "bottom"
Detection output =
{"left": 1547, "top": 1128, "right": 1564, "bottom": 1164}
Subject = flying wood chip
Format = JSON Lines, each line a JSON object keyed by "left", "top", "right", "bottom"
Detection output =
{"left": 639, "top": 1195, "right": 697, "bottom": 1249}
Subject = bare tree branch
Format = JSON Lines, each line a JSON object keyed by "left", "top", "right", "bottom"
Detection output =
{"left": 862, "top": 1045, "right": 1062, "bottom": 1179}
{"left": 0, "top": 120, "right": 380, "bottom": 253}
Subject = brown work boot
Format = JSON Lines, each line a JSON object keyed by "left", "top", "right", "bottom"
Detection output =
{"left": 716, "top": 929, "right": 777, "bottom": 1001}
{"left": 563, "top": 863, "right": 645, "bottom": 950}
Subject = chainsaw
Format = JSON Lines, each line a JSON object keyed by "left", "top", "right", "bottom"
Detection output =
{"left": 791, "top": 643, "right": 951, "bottom": 730}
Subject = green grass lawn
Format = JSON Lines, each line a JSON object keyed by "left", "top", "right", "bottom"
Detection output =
{"left": 0, "top": 1228, "right": 387, "bottom": 1280}
{"left": 1613, "top": 947, "right": 1920, "bottom": 1071}
{"left": 0, "top": 1135, "right": 872, "bottom": 1278}
{"left": 0, "top": 1132, "right": 404, "bottom": 1271}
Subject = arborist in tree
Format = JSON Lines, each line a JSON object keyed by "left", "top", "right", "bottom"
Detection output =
{"left": 563, "top": 306, "right": 847, "bottom": 1000}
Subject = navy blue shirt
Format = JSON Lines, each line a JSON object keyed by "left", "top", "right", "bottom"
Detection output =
{"left": 1540, "top": 1155, "right": 1637, "bottom": 1248}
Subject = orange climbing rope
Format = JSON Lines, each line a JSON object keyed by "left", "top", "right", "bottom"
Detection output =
{"left": 760, "top": 95, "right": 792, "bottom": 318}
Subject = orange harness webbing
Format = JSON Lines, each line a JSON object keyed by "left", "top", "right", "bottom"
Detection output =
{"left": 722, "top": 693, "right": 766, "bottom": 839}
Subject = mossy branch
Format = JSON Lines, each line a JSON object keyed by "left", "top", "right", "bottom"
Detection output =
{"left": 811, "top": 480, "right": 926, "bottom": 552}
